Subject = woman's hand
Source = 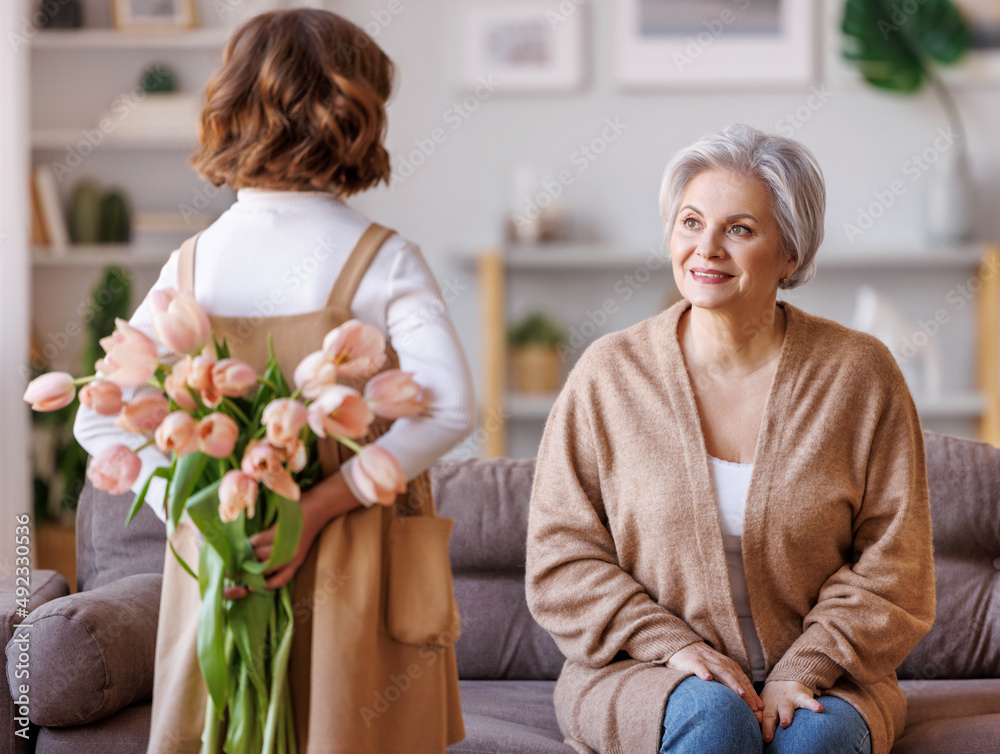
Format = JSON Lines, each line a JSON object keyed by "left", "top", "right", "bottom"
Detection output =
{"left": 759, "top": 680, "right": 824, "bottom": 743}
{"left": 666, "top": 641, "right": 763, "bottom": 722}
{"left": 223, "top": 471, "right": 361, "bottom": 599}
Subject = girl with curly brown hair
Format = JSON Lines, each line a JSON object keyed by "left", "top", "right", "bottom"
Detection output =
{"left": 75, "top": 8, "right": 475, "bottom": 753}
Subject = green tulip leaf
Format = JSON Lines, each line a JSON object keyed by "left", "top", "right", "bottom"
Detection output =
{"left": 196, "top": 543, "right": 228, "bottom": 716}
{"left": 169, "top": 451, "right": 210, "bottom": 529}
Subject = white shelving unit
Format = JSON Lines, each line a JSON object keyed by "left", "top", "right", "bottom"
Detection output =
{"left": 31, "top": 28, "right": 229, "bottom": 50}
{"left": 461, "top": 243, "right": 1000, "bottom": 458}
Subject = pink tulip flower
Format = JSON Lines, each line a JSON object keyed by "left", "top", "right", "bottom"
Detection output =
{"left": 164, "top": 357, "right": 198, "bottom": 411}
{"left": 322, "top": 319, "right": 387, "bottom": 379}
{"left": 212, "top": 358, "right": 257, "bottom": 398}
{"left": 292, "top": 351, "right": 338, "bottom": 401}
{"left": 86, "top": 444, "right": 141, "bottom": 496}
{"left": 262, "top": 466, "right": 301, "bottom": 502}
{"left": 218, "top": 470, "right": 258, "bottom": 523}
{"left": 284, "top": 439, "right": 307, "bottom": 473}
{"left": 78, "top": 380, "right": 123, "bottom": 416}
{"left": 154, "top": 411, "right": 199, "bottom": 457}
{"left": 349, "top": 445, "right": 406, "bottom": 506}
{"left": 115, "top": 394, "right": 170, "bottom": 435}
{"left": 196, "top": 413, "right": 239, "bottom": 459}
{"left": 150, "top": 288, "right": 212, "bottom": 356}
{"left": 262, "top": 398, "right": 308, "bottom": 449}
{"left": 23, "top": 372, "right": 76, "bottom": 412}
{"left": 306, "top": 385, "right": 373, "bottom": 439}
{"left": 241, "top": 439, "right": 285, "bottom": 482}
{"left": 364, "top": 370, "right": 428, "bottom": 419}
{"left": 96, "top": 319, "right": 160, "bottom": 388}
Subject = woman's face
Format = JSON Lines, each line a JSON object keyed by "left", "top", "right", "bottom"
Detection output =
{"left": 669, "top": 169, "right": 792, "bottom": 314}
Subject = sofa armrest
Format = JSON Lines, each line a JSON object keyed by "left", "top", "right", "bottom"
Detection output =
{"left": 5, "top": 573, "right": 162, "bottom": 728}
{"left": 1, "top": 570, "right": 70, "bottom": 753}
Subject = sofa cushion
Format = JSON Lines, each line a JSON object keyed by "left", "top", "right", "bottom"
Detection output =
{"left": 432, "top": 458, "right": 536, "bottom": 572}
{"left": 897, "top": 432, "right": 1000, "bottom": 681}
{"left": 76, "top": 480, "right": 166, "bottom": 592}
{"left": 453, "top": 574, "right": 564, "bottom": 681}
{"left": 35, "top": 702, "right": 150, "bottom": 754}
{"left": 448, "top": 680, "right": 572, "bottom": 753}
{"left": 895, "top": 679, "right": 1000, "bottom": 754}
{"left": 6, "top": 573, "right": 161, "bottom": 727}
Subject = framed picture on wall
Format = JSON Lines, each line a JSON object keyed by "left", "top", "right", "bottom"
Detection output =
{"left": 614, "top": 0, "right": 815, "bottom": 89}
{"left": 457, "top": 3, "right": 585, "bottom": 92}
{"left": 111, "top": 0, "right": 198, "bottom": 31}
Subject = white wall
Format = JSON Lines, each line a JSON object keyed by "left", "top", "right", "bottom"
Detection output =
{"left": 1, "top": 0, "right": 32, "bottom": 574}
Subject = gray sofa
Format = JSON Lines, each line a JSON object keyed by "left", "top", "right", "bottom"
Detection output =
{"left": 3, "top": 430, "right": 999, "bottom": 753}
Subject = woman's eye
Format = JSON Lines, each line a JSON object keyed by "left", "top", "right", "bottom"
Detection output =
{"left": 731, "top": 224, "right": 751, "bottom": 236}
{"left": 683, "top": 217, "right": 698, "bottom": 229}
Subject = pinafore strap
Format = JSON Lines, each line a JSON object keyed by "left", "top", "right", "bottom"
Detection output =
{"left": 176, "top": 222, "right": 397, "bottom": 314}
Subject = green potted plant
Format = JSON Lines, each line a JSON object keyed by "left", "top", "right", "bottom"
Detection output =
{"left": 841, "top": 0, "right": 974, "bottom": 242}
{"left": 508, "top": 311, "right": 565, "bottom": 394}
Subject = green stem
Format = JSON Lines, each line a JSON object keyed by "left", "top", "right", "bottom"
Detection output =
{"left": 258, "top": 377, "right": 278, "bottom": 392}
{"left": 134, "top": 438, "right": 156, "bottom": 453}
{"left": 333, "top": 435, "right": 364, "bottom": 454}
{"left": 200, "top": 693, "right": 220, "bottom": 754}
{"left": 223, "top": 396, "right": 251, "bottom": 425}
{"left": 925, "top": 66, "right": 966, "bottom": 143}
{"left": 288, "top": 387, "right": 302, "bottom": 401}
{"left": 72, "top": 375, "right": 98, "bottom": 386}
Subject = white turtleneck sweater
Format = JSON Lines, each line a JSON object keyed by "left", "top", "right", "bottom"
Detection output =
{"left": 74, "top": 188, "right": 478, "bottom": 520}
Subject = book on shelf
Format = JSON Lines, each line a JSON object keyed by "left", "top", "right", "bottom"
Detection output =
{"left": 29, "top": 172, "right": 50, "bottom": 247}
{"left": 33, "top": 164, "right": 69, "bottom": 253}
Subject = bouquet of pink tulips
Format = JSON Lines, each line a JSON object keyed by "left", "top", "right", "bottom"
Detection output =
{"left": 23, "top": 289, "right": 429, "bottom": 754}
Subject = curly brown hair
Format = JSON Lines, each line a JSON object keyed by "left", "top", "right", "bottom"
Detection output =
{"left": 188, "top": 8, "right": 394, "bottom": 197}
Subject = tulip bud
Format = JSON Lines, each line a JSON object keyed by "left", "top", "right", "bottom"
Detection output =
{"left": 241, "top": 439, "right": 284, "bottom": 482}
{"left": 349, "top": 445, "right": 406, "bottom": 506}
{"left": 96, "top": 319, "right": 160, "bottom": 388}
{"left": 79, "top": 380, "right": 123, "bottom": 416}
{"left": 23, "top": 372, "right": 76, "bottom": 412}
{"left": 292, "top": 351, "right": 337, "bottom": 401}
{"left": 321, "top": 319, "right": 387, "bottom": 379}
{"left": 87, "top": 444, "right": 142, "bottom": 496}
{"left": 155, "top": 411, "right": 199, "bottom": 457}
{"left": 364, "top": 370, "right": 428, "bottom": 419}
{"left": 218, "top": 470, "right": 258, "bottom": 523}
{"left": 115, "top": 394, "right": 170, "bottom": 435}
{"left": 306, "top": 385, "right": 373, "bottom": 439}
{"left": 196, "top": 413, "right": 239, "bottom": 459}
{"left": 212, "top": 358, "right": 257, "bottom": 398}
{"left": 151, "top": 289, "right": 212, "bottom": 356}
{"left": 262, "top": 398, "right": 308, "bottom": 450}
{"left": 164, "top": 357, "right": 198, "bottom": 411}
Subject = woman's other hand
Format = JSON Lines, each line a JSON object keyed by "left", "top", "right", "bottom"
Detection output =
{"left": 666, "top": 641, "right": 763, "bottom": 722}
{"left": 759, "top": 680, "right": 824, "bottom": 742}
{"left": 223, "top": 470, "right": 362, "bottom": 599}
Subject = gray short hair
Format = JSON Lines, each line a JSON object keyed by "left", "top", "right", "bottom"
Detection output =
{"left": 659, "top": 123, "right": 825, "bottom": 290}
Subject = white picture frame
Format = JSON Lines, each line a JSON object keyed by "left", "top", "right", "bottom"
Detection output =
{"left": 613, "top": 0, "right": 816, "bottom": 89}
{"left": 824, "top": 0, "right": 1000, "bottom": 91}
{"left": 457, "top": 2, "right": 585, "bottom": 92}
{"left": 111, "top": 0, "right": 198, "bottom": 32}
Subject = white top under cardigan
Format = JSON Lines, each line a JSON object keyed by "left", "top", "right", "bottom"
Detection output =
{"left": 74, "top": 187, "right": 478, "bottom": 521}
{"left": 708, "top": 454, "right": 767, "bottom": 683}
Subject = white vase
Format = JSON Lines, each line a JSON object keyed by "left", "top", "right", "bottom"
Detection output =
{"left": 922, "top": 135, "right": 975, "bottom": 244}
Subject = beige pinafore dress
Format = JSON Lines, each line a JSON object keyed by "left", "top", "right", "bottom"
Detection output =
{"left": 147, "top": 223, "right": 465, "bottom": 754}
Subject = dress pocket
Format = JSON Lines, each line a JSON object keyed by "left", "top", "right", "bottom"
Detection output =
{"left": 384, "top": 513, "right": 462, "bottom": 647}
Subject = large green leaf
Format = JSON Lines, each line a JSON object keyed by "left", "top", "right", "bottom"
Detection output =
{"left": 228, "top": 590, "right": 272, "bottom": 702}
{"left": 185, "top": 479, "right": 239, "bottom": 577}
{"left": 126, "top": 466, "right": 171, "bottom": 526}
{"left": 196, "top": 543, "right": 228, "bottom": 715}
{"left": 842, "top": 0, "right": 971, "bottom": 93}
{"left": 242, "top": 489, "right": 302, "bottom": 577}
{"left": 169, "top": 452, "right": 210, "bottom": 528}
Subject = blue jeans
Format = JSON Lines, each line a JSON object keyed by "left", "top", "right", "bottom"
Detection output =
{"left": 659, "top": 676, "right": 872, "bottom": 754}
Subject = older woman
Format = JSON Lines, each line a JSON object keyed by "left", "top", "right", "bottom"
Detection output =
{"left": 525, "top": 124, "right": 935, "bottom": 754}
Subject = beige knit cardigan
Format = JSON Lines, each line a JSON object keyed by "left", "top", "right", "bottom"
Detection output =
{"left": 525, "top": 298, "right": 936, "bottom": 754}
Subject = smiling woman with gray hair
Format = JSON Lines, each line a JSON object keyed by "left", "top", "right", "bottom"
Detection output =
{"left": 525, "top": 123, "right": 935, "bottom": 754}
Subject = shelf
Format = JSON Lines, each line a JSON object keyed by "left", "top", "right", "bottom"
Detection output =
{"left": 504, "top": 390, "right": 987, "bottom": 422}
{"left": 32, "top": 128, "right": 197, "bottom": 151}
{"left": 455, "top": 243, "right": 988, "bottom": 272}
{"left": 32, "top": 245, "right": 170, "bottom": 267}
{"left": 31, "top": 28, "right": 229, "bottom": 50}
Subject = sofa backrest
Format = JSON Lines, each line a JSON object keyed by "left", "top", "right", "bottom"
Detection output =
{"left": 76, "top": 480, "right": 167, "bottom": 592}
{"left": 431, "top": 457, "right": 565, "bottom": 681}
{"left": 897, "top": 430, "right": 1000, "bottom": 680}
